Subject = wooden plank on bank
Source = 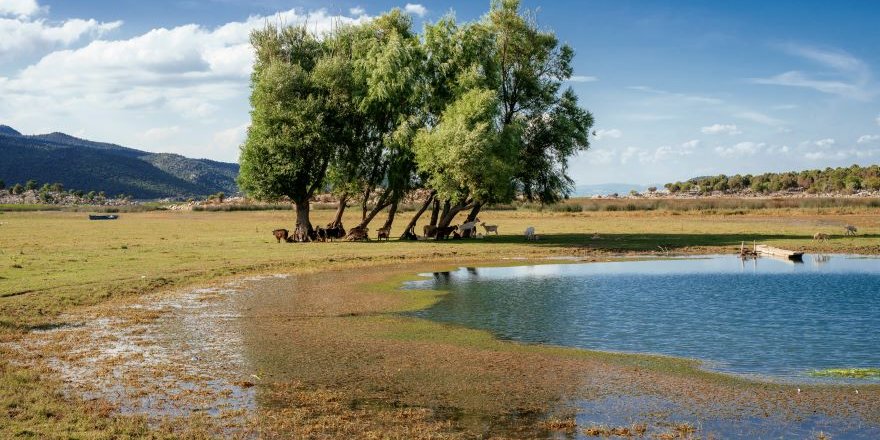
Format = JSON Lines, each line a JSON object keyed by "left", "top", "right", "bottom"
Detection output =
{"left": 755, "top": 244, "right": 804, "bottom": 260}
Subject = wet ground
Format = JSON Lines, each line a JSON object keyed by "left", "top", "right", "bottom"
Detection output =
{"left": 6, "top": 261, "right": 880, "bottom": 438}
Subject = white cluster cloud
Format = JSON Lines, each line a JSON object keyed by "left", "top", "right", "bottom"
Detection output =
{"left": 715, "top": 141, "right": 764, "bottom": 158}
{"left": 0, "top": 8, "right": 371, "bottom": 124}
{"left": 0, "top": 6, "right": 372, "bottom": 160}
{"left": 616, "top": 140, "right": 698, "bottom": 165}
{"left": 714, "top": 141, "right": 789, "bottom": 158}
{"left": 0, "top": 0, "right": 42, "bottom": 17}
{"left": 805, "top": 149, "right": 878, "bottom": 161}
{"left": 701, "top": 123, "right": 741, "bottom": 135}
{"left": 593, "top": 128, "right": 622, "bottom": 140}
{"left": 0, "top": 14, "right": 121, "bottom": 57}
{"left": 814, "top": 138, "right": 836, "bottom": 148}
{"left": 857, "top": 134, "right": 879, "bottom": 144}
{"left": 404, "top": 3, "right": 428, "bottom": 17}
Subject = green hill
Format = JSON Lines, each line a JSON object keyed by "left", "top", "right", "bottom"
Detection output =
{"left": 0, "top": 125, "right": 239, "bottom": 199}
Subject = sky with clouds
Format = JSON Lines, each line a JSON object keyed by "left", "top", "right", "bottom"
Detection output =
{"left": 1, "top": 0, "right": 879, "bottom": 185}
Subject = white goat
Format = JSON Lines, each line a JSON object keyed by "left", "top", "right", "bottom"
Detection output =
{"left": 459, "top": 218, "right": 480, "bottom": 237}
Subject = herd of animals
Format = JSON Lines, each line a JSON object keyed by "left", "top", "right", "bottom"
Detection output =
{"left": 812, "top": 224, "right": 859, "bottom": 241}
{"left": 271, "top": 218, "right": 526, "bottom": 243}
{"left": 272, "top": 220, "right": 861, "bottom": 244}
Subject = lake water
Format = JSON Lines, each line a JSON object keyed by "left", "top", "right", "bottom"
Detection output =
{"left": 406, "top": 255, "right": 880, "bottom": 382}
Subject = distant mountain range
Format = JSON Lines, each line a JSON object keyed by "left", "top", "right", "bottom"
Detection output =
{"left": 0, "top": 125, "right": 239, "bottom": 199}
{"left": 573, "top": 183, "right": 659, "bottom": 196}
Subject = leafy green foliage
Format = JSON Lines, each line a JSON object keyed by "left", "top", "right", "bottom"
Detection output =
{"left": 415, "top": 88, "right": 515, "bottom": 204}
{"left": 666, "top": 165, "right": 880, "bottom": 195}
{"left": 238, "top": 25, "right": 334, "bottom": 206}
{"left": 417, "top": 0, "right": 593, "bottom": 208}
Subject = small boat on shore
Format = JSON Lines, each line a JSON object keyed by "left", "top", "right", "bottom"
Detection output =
{"left": 88, "top": 214, "right": 119, "bottom": 220}
{"left": 754, "top": 244, "right": 803, "bottom": 261}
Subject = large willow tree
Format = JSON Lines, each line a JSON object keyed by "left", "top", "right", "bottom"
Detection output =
{"left": 417, "top": 0, "right": 594, "bottom": 232}
{"left": 239, "top": 1, "right": 593, "bottom": 240}
{"left": 238, "top": 25, "right": 355, "bottom": 240}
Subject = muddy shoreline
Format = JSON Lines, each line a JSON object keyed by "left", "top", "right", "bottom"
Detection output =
{"left": 7, "top": 257, "right": 880, "bottom": 438}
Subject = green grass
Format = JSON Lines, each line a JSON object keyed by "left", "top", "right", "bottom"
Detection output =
{"left": 0, "top": 203, "right": 63, "bottom": 212}
{"left": 2, "top": 206, "right": 880, "bottom": 437}
{"left": 2, "top": 207, "right": 879, "bottom": 327}
{"left": 810, "top": 368, "right": 880, "bottom": 379}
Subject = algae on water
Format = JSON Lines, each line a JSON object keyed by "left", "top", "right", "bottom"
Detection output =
{"left": 809, "top": 368, "right": 880, "bottom": 379}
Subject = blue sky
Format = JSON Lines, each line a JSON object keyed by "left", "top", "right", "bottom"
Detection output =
{"left": 1, "top": 0, "right": 879, "bottom": 185}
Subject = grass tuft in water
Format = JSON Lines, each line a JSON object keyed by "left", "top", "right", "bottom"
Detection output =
{"left": 810, "top": 368, "right": 880, "bottom": 378}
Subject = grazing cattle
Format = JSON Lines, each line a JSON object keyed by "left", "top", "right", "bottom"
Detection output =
{"left": 813, "top": 232, "right": 829, "bottom": 241}
{"left": 314, "top": 226, "right": 328, "bottom": 242}
{"left": 435, "top": 225, "right": 458, "bottom": 240}
{"left": 459, "top": 218, "right": 480, "bottom": 237}
{"left": 345, "top": 226, "right": 369, "bottom": 241}
{"left": 401, "top": 226, "right": 418, "bottom": 240}
{"left": 377, "top": 226, "right": 391, "bottom": 241}
{"left": 293, "top": 227, "right": 310, "bottom": 242}
{"left": 480, "top": 223, "right": 499, "bottom": 235}
{"left": 845, "top": 225, "right": 858, "bottom": 236}
{"left": 324, "top": 224, "right": 346, "bottom": 241}
{"left": 423, "top": 224, "right": 438, "bottom": 238}
{"left": 272, "top": 229, "right": 289, "bottom": 243}
{"left": 524, "top": 226, "right": 536, "bottom": 241}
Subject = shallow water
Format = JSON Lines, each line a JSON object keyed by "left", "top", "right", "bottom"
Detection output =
{"left": 407, "top": 255, "right": 880, "bottom": 382}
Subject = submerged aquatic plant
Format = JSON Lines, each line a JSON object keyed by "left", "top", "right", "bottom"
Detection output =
{"left": 810, "top": 368, "right": 880, "bottom": 378}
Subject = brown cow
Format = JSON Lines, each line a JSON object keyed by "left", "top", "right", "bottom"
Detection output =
{"left": 423, "top": 224, "right": 438, "bottom": 238}
{"left": 377, "top": 226, "right": 391, "bottom": 241}
{"left": 345, "top": 226, "right": 370, "bottom": 241}
{"left": 272, "top": 229, "right": 289, "bottom": 243}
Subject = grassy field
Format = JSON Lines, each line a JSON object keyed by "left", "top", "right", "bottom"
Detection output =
{"left": 1, "top": 206, "right": 880, "bottom": 438}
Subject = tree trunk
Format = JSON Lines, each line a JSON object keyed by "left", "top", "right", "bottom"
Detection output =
{"left": 329, "top": 193, "right": 347, "bottom": 229}
{"left": 400, "top": 191, "right": 435, "bottom": 239}
{"left": 346, "top": 196, "right": 392, "bottom": 239}
{"left": 294, "top": 201, "right": 311, "bottom": 242}
{"left": 428, "top": 199, "right": 441, "bottom": 227}
{"left": 361, "top": 188, "right": 369, "bottom": 221}
{"left": 437, "top": 199, "right": 474, "bottom": 229}
{"left": 381, "top": 200, "right": 399, "bottom": 232}
{"left": 438, "top": 200, "right": 451, "bottom": 226}
{"left": 461, "top": 202, "right": 483, "bottom": 238}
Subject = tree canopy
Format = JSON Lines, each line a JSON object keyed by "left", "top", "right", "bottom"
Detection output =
{"left": 665, "top": 165, "right": 880, "bottom": 195}
{"left": 238, "top": 0, "right": 594, "bottom": 240}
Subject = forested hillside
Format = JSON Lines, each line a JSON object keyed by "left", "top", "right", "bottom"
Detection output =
{"left": 0, "top": 125, "right": 239, "bottom": 199}
{"left": 665, "top": 165, "right": 880, "bottom": 195}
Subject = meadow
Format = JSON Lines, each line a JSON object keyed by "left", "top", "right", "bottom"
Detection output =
{"left": 1, "top": 203, "right": 880, "bottom": 438}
